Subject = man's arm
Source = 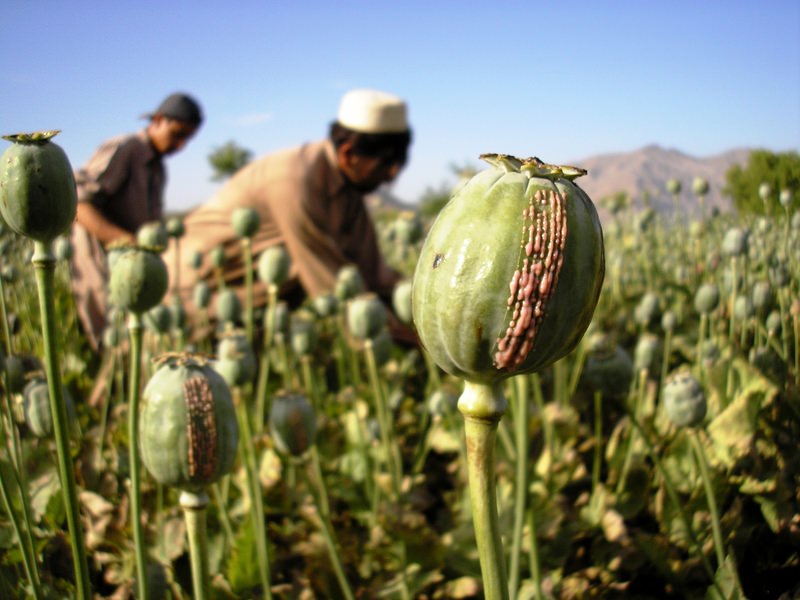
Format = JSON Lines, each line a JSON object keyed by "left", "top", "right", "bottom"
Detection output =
{"left": 75, "top": 203, "right": 135, "bottom": 246}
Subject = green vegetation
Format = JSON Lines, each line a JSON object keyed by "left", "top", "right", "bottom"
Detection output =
{"left": 725, "top": 149, "right": 800, "bottom": 216}
{"left": 0, "top": 151, "right": 798, "bottom": 598}
{"left": 208, "top": 140, "right": 253, "bottom": 181}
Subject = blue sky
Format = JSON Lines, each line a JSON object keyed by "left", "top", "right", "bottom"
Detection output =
{"left": 2, "top": 1, "right": 798, "bottom": 212}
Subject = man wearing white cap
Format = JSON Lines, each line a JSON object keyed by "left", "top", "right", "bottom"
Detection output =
{"left": 165, "top": 88, "right": 414, "bottom": 342}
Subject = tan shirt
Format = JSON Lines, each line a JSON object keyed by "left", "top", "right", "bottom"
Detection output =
{"left": 167, "top": 139, "right": 399, "bottom": 311}
{"left": 74, "top": 129, "right": 165, "bottom": 228}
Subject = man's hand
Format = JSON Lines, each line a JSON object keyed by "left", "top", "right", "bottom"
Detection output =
{"left": 76, "top": 203, "right": 135, "bottom": 246}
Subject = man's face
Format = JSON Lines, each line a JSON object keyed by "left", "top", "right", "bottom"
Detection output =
{"left": 148, "top": 115, "right": 198, "bottom": 155}
{"left": 338, "top": 142, "right": 406, "bottom": 194}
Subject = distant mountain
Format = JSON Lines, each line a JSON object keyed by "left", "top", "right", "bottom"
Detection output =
{"left": 571, "top": 144, "right": 751, "bottom": 222}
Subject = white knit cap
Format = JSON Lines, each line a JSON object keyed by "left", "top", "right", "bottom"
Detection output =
{"left": 337, "top": 89, "right": 409, "bottom": 133}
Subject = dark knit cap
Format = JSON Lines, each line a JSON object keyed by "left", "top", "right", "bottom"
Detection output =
{"left": 147, "top": 93, "right": 203, "bottom": 125}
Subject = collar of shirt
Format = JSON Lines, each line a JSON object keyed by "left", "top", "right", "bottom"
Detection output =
{"left": 135, "top": 129, "right": 163, "bottom": 164}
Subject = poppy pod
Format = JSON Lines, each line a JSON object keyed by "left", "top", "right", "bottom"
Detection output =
{"left": 412, "top": 154, "right": 604, "bottom": 385}
{"left": 0, "top": 131, "right": 76, "bottom": 243}
{"left": 139, "top": 355, "right": 238, "bottom": 492}
{"left": 108, "top": 246, "right": 169, "bottom": 314}
{"left": 269, "top": 393, "right": 317, "bottom": 457}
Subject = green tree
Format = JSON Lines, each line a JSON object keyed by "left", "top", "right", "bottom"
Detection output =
{"left": 417, "top": 161, "right": 480, "bottom": 220}
{"left": 724, "top": 150, "right": 800, "bottom": 216}
{"left": 417, "top": 183, "right": 451, "bottom": 220}
{"left": 208, "top": 140, "right": 253, "bottom": 181}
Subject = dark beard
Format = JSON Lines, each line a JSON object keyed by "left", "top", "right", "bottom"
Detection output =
{"left": 341, "top": 173, "right": 380, "bottom": 195}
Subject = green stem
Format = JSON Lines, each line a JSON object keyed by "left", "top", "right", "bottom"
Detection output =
{"left": 95, "top": 348, "right": 120, "bottom": 469}
{"left": 270, "top": 332, "right": 292, "bottom": 390}
{"left": 127, "top": 312, "right": 148, "bottom": 600}
{"left": 210, "top": 483, "right": 236, "bottom": 548}
{"left": 625, "top": 413, "right": 719, "bottom": 586}
{"left": 660, "top": 328, "right": 673, "bottom": 387}
{"left": 301, "top": 357, "right": 317, "bottom": 407}
{"left": 459, "top": 380, "right": 509, "bottom": 600}
{"left": 421, "top": 348, "right": 442, "bottom": 397}
{"left": 508, "top": 376, "right": 529, "bottom": 600}
{"left": 32, "top": 242, "right": 91, "bottom": 599}
{"left": 592, "top": 391, "right": 603, "bottom": 493}
{"left": 180, "top": 490, "right": 211, "bottom": 600}
{"left": 793, "top": 312, "right": 799, "bottom": 387}
{"left": 364, "top": 339, "right": 401, "bottom": 497}
{"left": 525, "top": 501, "right": 544, "bottom": 600}
{"left": 305, "top": 453, "right": 355, "bottom": 600}
{"left": 616, "top": 370, "right": 647, "bottom": 495}
{"left": 689, "top": 430, "right": 727, "bottom": 569}
{"left": 172, "top": 238, "right": 181, "bottom": 298}
{"left": 0, "top": 417, "right": 42, "bottom": 598}
{"left": 255, "top": 286, "right": 278, "bottom": 433}
{"left": 697, "top": 313, "right": 708, "bottom": 389}
{"left": 236, "top": 392, "right": 273, "bottom": 598}
{"left": 530, "top": 374, "right": 553, "bottom": 489}
{"left": 242, "top": 237, "right": 255, "bottom": 344}
{"left": 0, "top": 276, "right": 13, "bottom": 355}
{"left": 728, "top": 257, "right": 738, "bottom": 347}
{"left": 566, "top": 341, "right": 588, "bottom": 399}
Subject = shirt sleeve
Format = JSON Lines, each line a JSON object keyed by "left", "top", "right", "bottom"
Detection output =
{"left": 74, "top": 138, "right": 134, "bottom": 208}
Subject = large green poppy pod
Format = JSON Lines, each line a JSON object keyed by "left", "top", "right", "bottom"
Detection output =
{"left": 140, "top": 355, "right": 238, "bottom": 492}
{"left": 166, "top": 216, "right": 185, "bottom": 239}
{"left": 269, "top": 393, "right": 317, "bottom": 457}
{"left": 779, "top": 189, "right": 793, "bottom": 208}
{"left": 193, "top": 280, "right": 211, "bottom": 310}
{"left": 108, "top": 247, "right": 168, "bottom": 314}
{"left": 662, "top": 369, "right": 706, "bottom": 428}
{"left": 412, "top": 154, "right": 604, "bottom": 384}
{"left": 210, "top": 245, "right": 226, "bottom": 269}
{"left": 334, "top": 265, "right": 365, "bottom": 301}
{"left": 311, "top": 293, "right": 339, "bottom": 318}
{"left": 758, "top": 182, "right": 772, "bottom": 204}
{"left": 392, "top": 280, "right": 413, "bottom": 325}
{"left": 258, "top": 245, "right": 291, "bottom": 287}
{"left": 751, "top": 280, "right": 774, "bottom": 317}
{"left": 721, "top": 227, "right": 748, "bottom": 257}
{"left": 54, "top": 235, "right": 73, "bottom": 261}
{"left": 392, "top": 211, "right": 424, "bottom": 245}
{"left": 231, "top": 207, "right": 260, "bottom": 238}
{"left": 290, "top": 316, "right": 318, "bottom": 357}
{"left": 213, "top": 330, "right": 257, "bottom": 388}
{"left": 634, "top": 292, "right": 662, "bottom": 330}
{"left": 0, "top": 131, "right": 76, "bottom": 243}
{"left": 146, "top": 304, "right": 173, "bottom": 334}
{"left": 666, "top": 178, "right": 682, "bottom": 196}
{"left": 581, "top": 335, "right": 633, "bottom": 400}
{"left": 137, "top": 221, "right": 168, "bottom": 250}
{"left": 692, "top": 177, "right": 709, "bottom": 197}
{"left": 693, "top": 284, "right": 720, "bottom": 316}
{"left": 215, "top": 288, "right": 242, "bottom": 324}
{"left": 633, "top": 333, "right": 662, "bottom": 375}
{"left": 347, "top": 293, "right": 388, "bottom": 341}
{"left": 23, "top": 375, "right": 77, "bottom": 438}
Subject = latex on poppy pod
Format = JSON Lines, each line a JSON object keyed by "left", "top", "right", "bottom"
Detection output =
{"left": 412, "top": 154, "right": 605, "bottom": 386}
{"left": 139, "top": 354, "right": 238, "bottom": 493}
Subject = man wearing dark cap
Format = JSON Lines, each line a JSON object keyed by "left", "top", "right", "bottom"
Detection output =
{"left": 71, "top": 92, "right": 202, "bottom": 350}
{"left": 164, "top": 88, "right": 415, "bottom": 343}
